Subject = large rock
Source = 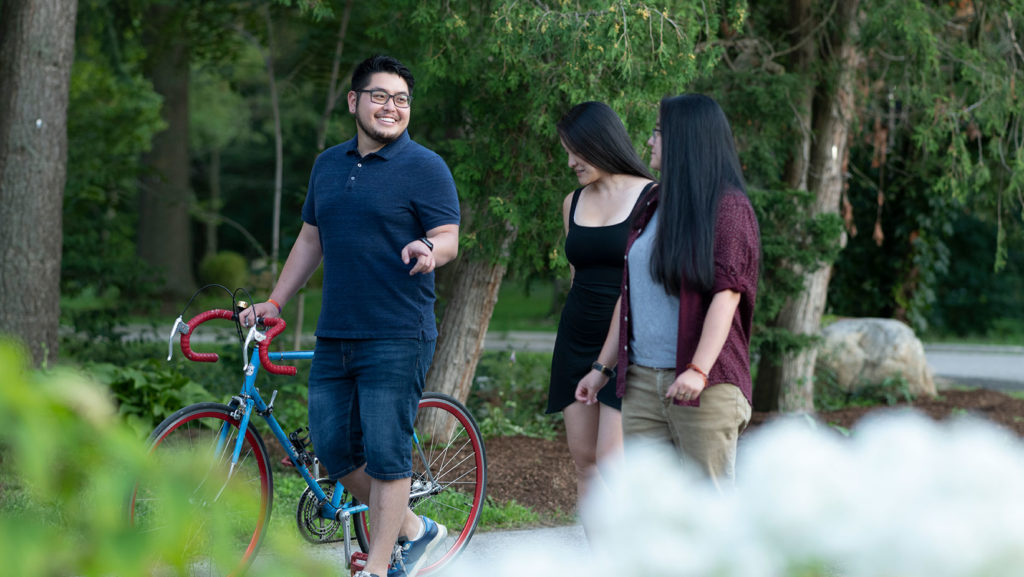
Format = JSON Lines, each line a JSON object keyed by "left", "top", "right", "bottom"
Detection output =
{"left": 817, "top": 318, "right": 936, "bottom": 398}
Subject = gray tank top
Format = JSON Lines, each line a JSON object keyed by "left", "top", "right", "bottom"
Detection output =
{"left": 627, "top": 210, "right": 679, "bottom": 368}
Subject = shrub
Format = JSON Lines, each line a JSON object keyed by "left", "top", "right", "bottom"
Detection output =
{"left": 814, "top": 362, "right": 914, "bottom": 412}
{"left": 468, "top": 351, "right": 562, "bottom": 440}
{"left": 198, "top": 251, "right": 249, "bottom": 289}
{"left": 82, "top": 359, "right": 213, "bottom": 436}
{"left": 0, "top": 341, "right": 331, "bottom": 576}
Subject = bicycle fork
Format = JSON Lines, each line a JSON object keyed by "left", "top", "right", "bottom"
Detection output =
{"left": 207, "top": 396, "right": 257, "bottom": 501}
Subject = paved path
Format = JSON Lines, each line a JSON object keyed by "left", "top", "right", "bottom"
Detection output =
{"left": 923, "top": 343, "right": 1024, "bottom": 391}
{"left": 295, "top": 525, "right": 589, "bottom": 575}
{"left": 485, "top": 331, "right": 1024, "bottom": 390}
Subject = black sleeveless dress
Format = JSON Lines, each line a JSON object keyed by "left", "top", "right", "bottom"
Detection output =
{"left": 546, "top": 184, "right": 653, "bottom": 413}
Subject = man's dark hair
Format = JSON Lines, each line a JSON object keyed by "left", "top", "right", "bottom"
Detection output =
{"left": 351, "top": 55, "right": 415, "bottom": 93}
{"left": 556, "top": 101, "right": 654, "bottom": 181}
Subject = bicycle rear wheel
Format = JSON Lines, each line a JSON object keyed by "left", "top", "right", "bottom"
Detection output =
{"left": 353, "top": 392, "right": 487, "bottom": 574}
{"left": 130, "top": 402, "right": 273, "bottom": 577}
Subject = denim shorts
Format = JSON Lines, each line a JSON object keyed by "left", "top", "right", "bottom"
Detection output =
{"left": 307, "top": 337, "right": 436, "bottom": 481}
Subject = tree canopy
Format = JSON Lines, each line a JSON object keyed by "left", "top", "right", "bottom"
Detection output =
{"left": 1, "top": 0, "right": 1020, "bottom": 404}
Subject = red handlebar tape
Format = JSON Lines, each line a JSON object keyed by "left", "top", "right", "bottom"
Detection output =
{"left": 180, "top": 309, "right": 296, "bottom": 376}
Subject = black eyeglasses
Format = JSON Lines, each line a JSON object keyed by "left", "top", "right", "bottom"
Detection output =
{"left": 355, "top": 89, "right": 412, "bottom": 108}
{"left": 651, "top": 127, "right": 662, "bottom": 139}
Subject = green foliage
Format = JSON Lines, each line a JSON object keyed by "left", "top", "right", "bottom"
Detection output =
{"left": 80, "top": 359, "right": 213, "bottom": 436}
{"left": 0, "top": 341, "right": 331, "bottom": 577}
{"left": 62, "top": 35, "right": 167, "bottom": 334}
{"left": 190, "top": 67, "right": 252, "bottom": 154}
{"left": 698, "top": 0, "right": 1024, "bottom": 350}
{"left": 369, "top": 0, "right": 739, "bottom": 276}
{"left": 829, "top": 145, "right": 958, "bottom": 331}
{"left": 821, "top": 0, "right": 1024, "bottom": 332}
{"left": 468, "top": 351, "right": 563, "bottom": 440}
{"left": 62, "top": 336, "right": 313, "bottom": 438}
{"left": 814, "top": 364, "right": 914, "bottom": 412}
{"left": 198, "top": 251, "right": 251, "bottom": 289}
{"left": 849, "top": 0, "right": 1024, "bottom": 313}
{"left": 926, "top": 212, "right": 1024, "bottom": 338}
{"left": 746, "top": 187, "right": 844, "bottom": 359}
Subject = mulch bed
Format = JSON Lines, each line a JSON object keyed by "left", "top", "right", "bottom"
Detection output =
{"left": 485, "top": 388, "right": 1024, "bottom": 520}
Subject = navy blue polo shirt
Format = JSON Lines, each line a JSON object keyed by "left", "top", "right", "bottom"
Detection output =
{"left": 302, "top": 131, "right": 460, "bottom": 339}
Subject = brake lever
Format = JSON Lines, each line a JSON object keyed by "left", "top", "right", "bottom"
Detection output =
{"left": 242, "top": 321, "right": 267, "bottom": 371}
{"left": 167, "top": 316, "right": 189, "bottom": 361}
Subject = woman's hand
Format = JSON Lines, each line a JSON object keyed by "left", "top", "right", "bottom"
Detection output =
{"left": 575, "top": 370, "right": 610, "bottom": 405}
{"left": 665, "top": 369, "right": 706, "bottom": 403}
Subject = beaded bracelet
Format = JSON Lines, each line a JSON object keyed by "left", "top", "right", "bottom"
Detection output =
{"left": 686, "top": 363, "right": 708, "bottom": 387}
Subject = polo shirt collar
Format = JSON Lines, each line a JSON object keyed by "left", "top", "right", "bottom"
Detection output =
{"left": 346, "top": 130, "right": 411, "bottom": 160}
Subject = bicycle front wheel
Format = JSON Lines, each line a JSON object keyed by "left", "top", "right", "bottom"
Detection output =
{"left": 354, "top": 392, "right": 487, "bottom": 574}
{"left": 130, "top": 402, "right": 273, "bottom": 577}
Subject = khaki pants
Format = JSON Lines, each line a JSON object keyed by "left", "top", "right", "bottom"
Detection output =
{"left": 622, "top": 364, "right": 751, "bottom": 491}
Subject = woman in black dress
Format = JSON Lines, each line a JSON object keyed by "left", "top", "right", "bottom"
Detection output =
{"left": 548, "top": 102, "right": 655, "bottom": 509}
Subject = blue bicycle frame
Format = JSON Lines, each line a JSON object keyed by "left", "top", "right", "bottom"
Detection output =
{"left": 224, "top": 346, "right": 369, "bottom": 559}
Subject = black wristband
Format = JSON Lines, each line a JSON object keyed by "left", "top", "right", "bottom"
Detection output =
{"left": 418, "top": 237, "right": 434, "bottom": 251}
{"left": 591, "top": 361, "right": 615, "bottom": 378}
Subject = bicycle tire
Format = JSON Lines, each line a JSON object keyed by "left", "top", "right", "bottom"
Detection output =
{"left": 353, "top": 391, "right": 487, "bottom": 574}
{"left": 131, "top": 402, "right": 273, "bottom": 577}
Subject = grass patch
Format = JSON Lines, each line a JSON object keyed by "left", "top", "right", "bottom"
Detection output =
{"left": 268, "top": 467, "right": 550, "bottom": 534}
{"left": 488, "top": 279, "right": 561, "bottom": 333}
{"left": 922, "top": 318, "right": 1024, "bottom": 346}
{"left": 477, "top": 497, "right": 540, "bottom": 531}
{"left": 270, "top": 470, "right": 311, "bottom": 534}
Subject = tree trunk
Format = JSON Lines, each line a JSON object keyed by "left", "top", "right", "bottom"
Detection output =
{"left": 420, "top": 229, "right": 515, "bottom": 434}
{"left": 296, "top": 0, "right": 355, "bottom": 346}
{"left": 782, "top": 0, "right": 816, "bottom": 192}
{"left": 0, "top": 0, "right": 78, "bottom": 366}
{"left": 315, "top": 0, "right": 354, "bottom": 152}
{"left": 139, "top": 5, "right": 196, "bottom": 299}
{"left": 426, "top": 257, "right": 507, "bottom": 399}
{"left": 755, "top": 0, "right": 861, "bottom": 412}
{"left": 263, "top": 7, "right": 284, "bottom": 277}
{"left": 205, "top": 148, "right": 221, "bottom": 258}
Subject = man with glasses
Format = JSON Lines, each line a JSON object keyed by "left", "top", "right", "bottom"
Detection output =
{"left": 241, "top": 55, "right": 459, "bottom": 577}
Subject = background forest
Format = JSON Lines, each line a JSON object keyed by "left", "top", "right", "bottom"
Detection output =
{"left": 2, "top": 0, "right": 1023, "bottom": 413}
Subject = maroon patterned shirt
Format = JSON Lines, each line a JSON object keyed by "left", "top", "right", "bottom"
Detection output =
{"left": 616, "top": 186, "right": 760, "bottom": 406}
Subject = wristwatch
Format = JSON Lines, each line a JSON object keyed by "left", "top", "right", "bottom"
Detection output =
{"left": 418, "top": 237, "right": 434, "bottom": 251}
{"left": 591, "top": 361, "right": 615, "bottom": 378}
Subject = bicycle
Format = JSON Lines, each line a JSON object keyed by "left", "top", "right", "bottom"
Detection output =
{"left": 129, "top": 289, "right": 487, "bottom": 576}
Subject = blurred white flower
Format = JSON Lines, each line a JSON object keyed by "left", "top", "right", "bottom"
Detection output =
{"left": 447, "top": 410, "right": 1024, "bottom": 577}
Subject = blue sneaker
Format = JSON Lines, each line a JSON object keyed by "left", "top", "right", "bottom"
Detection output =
{"left": 387, "top": 515, "right": 447, "bottom": 577}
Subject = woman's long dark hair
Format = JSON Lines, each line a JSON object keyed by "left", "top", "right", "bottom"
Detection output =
{"left": 557, "top": 102, "right": 654, "bottom": 180}
{"left": 651, "top": 94, "right": 747, "bottom": 295}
